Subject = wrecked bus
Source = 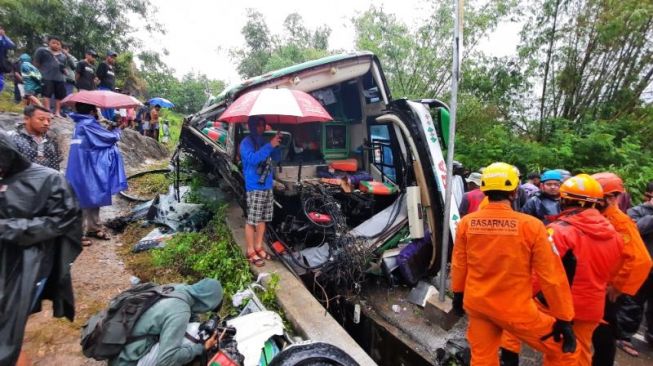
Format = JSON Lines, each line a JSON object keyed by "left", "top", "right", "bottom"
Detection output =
{"left": 180, "top": 52, "right": 459, "bottom": 359}
{"left": 180, "top": 51, "right": 461, "bottom": 362}
{"left": 181, "top": 51, "right": 461, "bottom": 283}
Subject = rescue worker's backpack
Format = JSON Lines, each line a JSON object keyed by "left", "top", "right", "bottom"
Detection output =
{"left": 80, "top": 283, "right": 183, "bottom": 360}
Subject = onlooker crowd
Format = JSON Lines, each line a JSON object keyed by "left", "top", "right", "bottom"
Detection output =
{"left": 2, "top": 29, "right": 167, "bottom": 142}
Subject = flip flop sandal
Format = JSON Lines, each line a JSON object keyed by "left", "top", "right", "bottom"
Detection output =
{"left": 247, "top": 251, "right": 265, "bottom": 267}
{"left": 256, "top": 247, "right": 272, "bottom": 260}
{"left": 617, "top": 340, "right": 639, "bottom": 357}
{"left": 89, "top": 230, "right": 111, "bottom": 240}
{"left": 81, "top": 236, "right": 93, "bottom": 247}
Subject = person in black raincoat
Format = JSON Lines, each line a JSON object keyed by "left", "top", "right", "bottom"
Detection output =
{"left": 0, "top": 131, "right": 82, "bottom": 365}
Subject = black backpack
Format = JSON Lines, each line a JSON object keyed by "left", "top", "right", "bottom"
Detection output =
{"left": 80, "top": 283, "right": 184, "bottom": 360}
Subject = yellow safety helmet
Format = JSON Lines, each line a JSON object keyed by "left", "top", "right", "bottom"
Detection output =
{"left": 480, "top": 162, "right": 520, "bottom": 192}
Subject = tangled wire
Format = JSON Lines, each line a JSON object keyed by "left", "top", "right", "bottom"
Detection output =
{"left": 300, "top": 184, "right": 376, "bottom": 301}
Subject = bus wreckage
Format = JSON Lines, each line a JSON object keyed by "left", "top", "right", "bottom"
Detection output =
{"left": 180, "top": 52, "right": 464, "bottom": 363}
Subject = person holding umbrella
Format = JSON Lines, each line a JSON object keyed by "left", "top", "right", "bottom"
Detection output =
{"left": 147, "top": 98, "right": 174, "bottom": 141}
{"left": 240, "top": 116, "right": 282, "bottom": 266}
{"left": 150, "top": 104, "right": 161, "bottom": 141}
{"left": 220, "top": 88, "right": 333, "bottom": 265}
{"left": 64, "top": 97, "right": 129, "bottom": 246}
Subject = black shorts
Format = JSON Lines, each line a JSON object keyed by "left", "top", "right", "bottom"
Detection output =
{"left": 42, "top": 80, "right": 67, "bottom": 100}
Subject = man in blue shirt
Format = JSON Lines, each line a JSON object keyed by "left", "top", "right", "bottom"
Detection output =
{"left": 0, "top": 26, "right": 16, "bottom": 93}
{"left": 239, "top": 116, "right": 281, "bottom": 266}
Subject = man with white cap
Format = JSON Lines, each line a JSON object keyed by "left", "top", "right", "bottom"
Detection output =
{"left": 459, "top": 171, "right": 484, "bottom": 217}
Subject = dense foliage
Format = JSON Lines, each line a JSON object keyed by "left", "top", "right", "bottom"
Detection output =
{"left": 0, "top": 0, "right": 163, "bottom": 58}
{"left": 353, "top": 0, "right": 653, "bottom": 199}
{"left": 231, "top": 10, "right": 331, "bottom": 78}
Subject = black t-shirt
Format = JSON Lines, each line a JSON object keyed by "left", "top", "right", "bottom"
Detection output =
{"left": 76, "top": 60, "right": 96, "bottom": 90}
{"left": 96, "top": 62, "right": 115, "bottom": 89}
{"left": 33, "top": 47, "right": 66, "bottom": 82}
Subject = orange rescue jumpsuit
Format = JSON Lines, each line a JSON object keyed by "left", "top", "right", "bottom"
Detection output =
{"left": 502, "top": 208, "right": 625, "bottom": 366}
{"left": 603, "top": 205, "right": 652, "bottom": 295}
{"left": 451, "top": 201, "right": 575, "bottom": 366}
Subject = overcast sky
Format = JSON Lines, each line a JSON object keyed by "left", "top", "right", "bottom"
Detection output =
{"left": 138, "top": 0, "right": 520, "bottom": 84}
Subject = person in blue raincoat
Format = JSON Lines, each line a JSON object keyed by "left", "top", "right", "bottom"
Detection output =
{"left": 66, "top": 102, "right": 127, "bottom": 246}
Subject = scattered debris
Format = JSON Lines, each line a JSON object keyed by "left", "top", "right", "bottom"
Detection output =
{"left": 435, "top": 338, "right": 471, "bottom": 366}
{"left": 132, "top": 227, "right": 175, "bottom": 253}
{"left": 227, "top": 311, "right": 284, "bottom": 366}
{"left": 407, "top": 281, "right": 438, "bottom": 308}
{"left": 147, "top": 186, "right": 212, "bottom": 232}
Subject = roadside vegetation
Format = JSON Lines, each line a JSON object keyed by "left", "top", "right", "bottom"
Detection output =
{"left": 0, "top": 89, "right": 23, "bottom": 113}
{"left": 117, "top": 171, "right": 281, "bottom": 314}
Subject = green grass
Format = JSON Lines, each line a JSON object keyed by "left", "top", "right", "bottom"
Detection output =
{"left": 123, "top": 172, "right": 171, "bottom": 198}
{"left": 159, "top": 109, "right": 184, "bottom": 149}
{"left": 0, "top": 86, "right": 23, "bottom": 113}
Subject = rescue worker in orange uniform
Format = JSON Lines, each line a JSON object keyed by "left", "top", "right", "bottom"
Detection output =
{"left": 591, "top": 172, "right": 652, "bottom": 366}
{"left": 501, "top": 174, "right": 625, "bottom": 366}
{"left": 451, "top": 162, "right": 577, "bottom": 366}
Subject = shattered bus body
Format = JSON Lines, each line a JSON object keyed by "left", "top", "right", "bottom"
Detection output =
{"left": 181, "top": 52, "right": 462, "bottom": 363}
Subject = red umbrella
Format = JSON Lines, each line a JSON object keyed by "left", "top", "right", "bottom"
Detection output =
{"left": 219, "top": 88, "right": 332, "bottom": 123}
{"left": 61, "top": 90, "right": 142, "bottom": 109}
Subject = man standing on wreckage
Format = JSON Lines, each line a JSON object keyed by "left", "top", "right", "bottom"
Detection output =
{"left": 239, "top": 116, "right": 282, "bottom": 267}
{"left": 0, "top": 131, "right": 82, "bottom": 366}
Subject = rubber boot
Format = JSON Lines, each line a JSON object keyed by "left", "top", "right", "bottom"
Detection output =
{"left": 500, "top": 347, "right": 519, "bottom": 366}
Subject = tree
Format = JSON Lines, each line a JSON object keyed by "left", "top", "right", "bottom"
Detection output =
{"left": 115, "top": 51, "right": 147, "bottom": 96}
{"left": 519, "top": 0, "right": 653, "bottom": 138}
{"left": 140, "top": 55, "right": 225, "bottom": 115}
{"left": 231, "top": 10, "right": 331, "bottom": 78}
{"left": 353, "top": 0, "right": 517, "bottom": 99}
{"left": 0, "top": 0, "right": 164, "bottom": 58}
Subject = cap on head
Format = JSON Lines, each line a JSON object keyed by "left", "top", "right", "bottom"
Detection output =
{"left": 107, "top": 51, "right": 118, "bottom": 57}
{"left": 466, "top": 172, "right": 482, "bottom": 187}
{"left": 19, "top": 53, "right": 31, "bottom": 62}
{"left": 480, "top": 162, "right": 520, "bottom": 192}
{"left": 86, "top": 49, "right": 98, "bottom": 57}
{"left": 540, "top": 170, "right": 563, "bottom": 183}
{"left": 560, "top": 174, "right": 603, "bottom": 205}
{"left": 591, "top": 172, "right": 624, "bottom": 195}
{"left": 554, "top": 169, "right": 572, "bottom": 181}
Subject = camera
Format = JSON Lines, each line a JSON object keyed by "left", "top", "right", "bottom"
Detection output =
{"left": 257, "top": 157, "right": 273, "bottom": 185}
{"left": 198, "top": 315, "right": 219, "bottom": 342}
{"left": 197, "top": 315, "right": 237, "bottom": 344}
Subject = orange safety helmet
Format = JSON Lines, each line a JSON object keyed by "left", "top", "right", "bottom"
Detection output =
{"left": 560, "top": 174, "right": 604, "bottom": 205}
{"left": 591, "top": 172, "right": 625, "bottom": 195}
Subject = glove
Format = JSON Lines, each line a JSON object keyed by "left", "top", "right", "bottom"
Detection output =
{"left": 452, "top": 292, "right": 465, "bottom": 317}
{"left": 541, "top": 319, "right": 576, "bottom": 353}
